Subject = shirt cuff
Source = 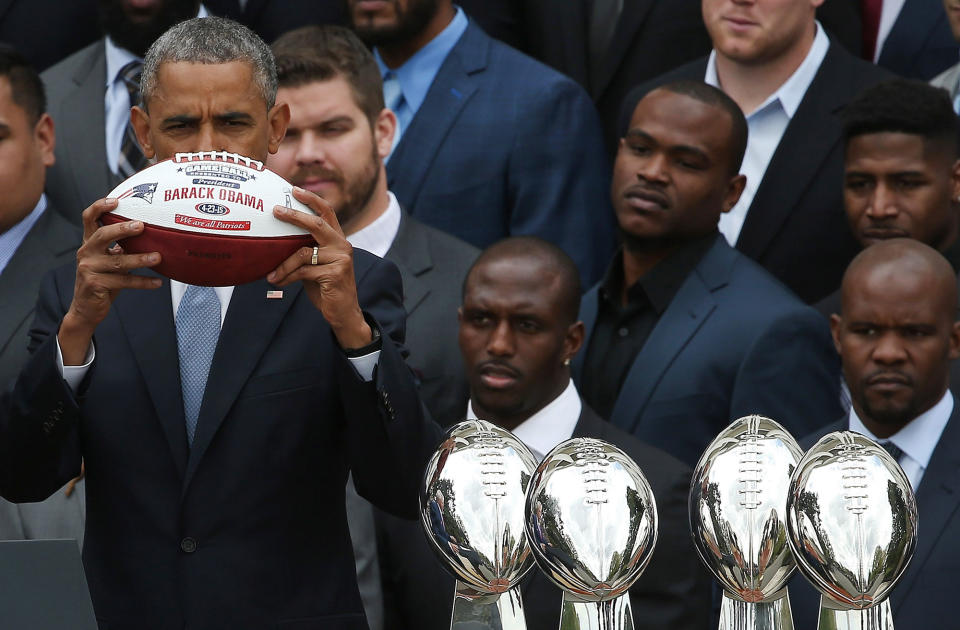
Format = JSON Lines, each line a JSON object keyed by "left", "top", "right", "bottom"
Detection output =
{"left": 56, "top": 337, "right": 95, "bottom": 393}
{"left": 346, "top": 350, "right": 380, "bottom": 382}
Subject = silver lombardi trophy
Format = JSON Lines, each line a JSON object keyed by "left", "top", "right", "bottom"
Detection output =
{"left": 421, "top": 419, "right": 538, "bottom": 630}
{"left": 524, "top": 437, "right": 657, "bottom": 630}
{"left": 690, "top": 415, "right": 804, "bottom": 630}
{"left": 787, "top": 431, "right": 918, "bottom": 630}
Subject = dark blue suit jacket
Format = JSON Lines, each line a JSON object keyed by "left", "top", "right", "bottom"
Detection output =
{"left": 789, "top": 403, "right": 960, "bottom": 630}
{"left": 386, "top": 20, "right": 616, "bottom": 286}
{"left": 574, "top": 235, "right": 843, "bottom": 467}
{"left": 877, "top": 0, "right": 958, "bottom": 80}
{"left": 0, "top": 251, "right": 441, "bottom": 630}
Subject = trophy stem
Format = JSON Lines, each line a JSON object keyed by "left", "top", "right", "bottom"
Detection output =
{"left": 450, "top": 580, "right": 527, "bottom": 630}
{"left": 718, "top": 589, "right": 794, "bottom": 630}
{"left": 559, "top": 592, "right": 634, "bottom": 630}
{"left": 816, "top": 596, "right": 894, "bottom": 630}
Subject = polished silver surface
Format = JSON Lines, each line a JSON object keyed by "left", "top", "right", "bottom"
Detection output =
{"left": 421, "top": 419, "right": 538, "bottom": 629}
{"left": 690, "top": 415, "right": 803, "bottom": 607}
{"left": 817, "top": 596, "right": 893, "bottom": 630}
{"left": 719, "top": 588, "right": 794, "bottom": 630}
{"left": 524, "top": 437, "right": 656, "bottom": 630}
{"left": 786, "top": 431, "right": 917, "bottom": 621}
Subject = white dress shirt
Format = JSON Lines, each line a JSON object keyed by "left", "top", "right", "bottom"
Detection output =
{"left": 0, "top": 194, "right": 47, "bottom": 275}
{"left": 467, "top": 380, "right": 582, "bottom": 460}
{"left": 875, "top": 0, "right": 907, "bottom": 63}
{"left": 705, "top": 22, "right": 829, "bottom": 245}
{"left": 345, "top": 192, "right": 402, "bottom": 258}
{"left": 848, "top": 390, "right": 953, "bottom": 491}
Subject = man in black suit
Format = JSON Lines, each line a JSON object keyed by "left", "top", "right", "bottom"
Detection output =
{"left": 377, "top": 237, "right": 712, "bottom": 630}
{"left": 625, "top": 0, "right": 891, "bottom": 304}
{"left": 790, "top": 238, "right": 960, "bottom": 630}
{"left": 0, "top": 17, "right": 439, "bottom": 629}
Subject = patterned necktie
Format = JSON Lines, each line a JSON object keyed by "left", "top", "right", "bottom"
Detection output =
{"left": 881, "top": 441, "right": 904, "bottom": 464}
{"left": 176, "top": 285, "right": 221, "bottom": 445}
{"left": 117, "top": 60, "right": 148, "bottom": 178}
{"left": 382, "top": 71, "right": 408, "bottom": 155}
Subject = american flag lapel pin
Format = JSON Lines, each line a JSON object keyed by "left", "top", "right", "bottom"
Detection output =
{"left": 266, "top": 290, "right": 283, "bottom": 299}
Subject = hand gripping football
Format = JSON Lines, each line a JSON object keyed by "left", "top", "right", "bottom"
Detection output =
{"left": 101, "top": 151, "right": 317, "bottom": 286}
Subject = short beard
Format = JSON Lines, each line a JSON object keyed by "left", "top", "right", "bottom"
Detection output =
{"left": 352, "top": 0, "right": 440, "bottom": 48}
{"left": 336, "top": 141, "right": 382, "bottom": 230}
{"left": 98, "top": 0, "right": 200, "bottom": 58}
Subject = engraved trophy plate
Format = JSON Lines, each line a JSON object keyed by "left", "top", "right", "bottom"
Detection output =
{"left": 786, "top": 431, "right": 917, "bottom": 630}
{"left": 525, "top": 438, "right": 657, "bottom": 629}
{"left": 421, "top": 419, "right": 538, "bottom": 629}
{"left": 690, "top": 415, "right": 804, "bottom": 629}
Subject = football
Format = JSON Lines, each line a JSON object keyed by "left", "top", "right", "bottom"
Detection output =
{"left": 102, "top": 151, "right": 317, "bottom": 286}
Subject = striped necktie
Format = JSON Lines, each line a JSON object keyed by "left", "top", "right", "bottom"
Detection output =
{"left": 117, "top": 60, "right": 148, "bottom": 178}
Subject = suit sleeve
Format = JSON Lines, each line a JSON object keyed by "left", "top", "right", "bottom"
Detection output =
{"left": 337, "top": 253, "right": 443, "bottom": 519}
{"left": 730, "top": 307, "right": 843, "bottom": 438}
{"left": 0, "top": 266, "right": 83, "bottom": 502}
{"left": 506, "top": 76, "right": 616, "bottom": 286}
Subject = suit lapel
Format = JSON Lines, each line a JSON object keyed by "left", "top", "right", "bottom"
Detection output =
{"left": 385, "top": 212, "right": 432, "bottom": 317}
{"left": 591, "top": 0, "right": 655, "bottom": 99}
{"left": 386, "top": 23, "right": 482, "bottom": 213}
{"left": 736, "top": 42, "right": 847, "bottom": 260}
{"left": 608, "top": 239, "right": 732, "bottom": 433}
{"left": 890, "top": 405, "right": 960, "bottom": 607}
{"left": 113, "top": 274, "right": 189, "bottom": 478}
{"left": 572, "top": 286, "right": 600, "bottom": 385}
{"left": 59, "top": 43, "right": 112, "bottom": 204}
{"left": 877, "top": 0, "right": 942, "bottom": 70}
{"left": 182, "top": 280, "right": 302, "bottom": 493}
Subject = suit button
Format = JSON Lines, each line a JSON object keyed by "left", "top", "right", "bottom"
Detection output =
{"left": 180, "top": 537, "right": 197, "bottom": 553}
{"left": 42, "top": 420, "right": 55, "bottom": 435}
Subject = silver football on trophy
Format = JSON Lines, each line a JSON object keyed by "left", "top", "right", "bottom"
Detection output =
{"left": 421, "top": 419, "right": 538, "bottom": 594}
{"left": 786, "top": 431, "right": 917, "bottom": 609}
{"left": 524, "top": 437, "right": 657, "bottom": 602}
{"left": 690, "top": 415, "right": 803, "bottom": 603}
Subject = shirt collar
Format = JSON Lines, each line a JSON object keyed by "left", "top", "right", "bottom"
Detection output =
{"left": 849, "top": 389, "right": 953, "bottom": 472}
{"left": 373, "top": 6, "right": 469, "bottom": 115}
{"left": 345, "top": 192, "right": 402, "bottom": 258}
{"left": 0, "top": 194, "right": 48, "bottom": 275}
{"left": 705, "top": 21, "right": 829, "bottom": 119}
{"left": 466, "top": 380, "right": 582, "bottom": 460}
{"left": 105, "top": 4, "right": 210, "bottom": 87}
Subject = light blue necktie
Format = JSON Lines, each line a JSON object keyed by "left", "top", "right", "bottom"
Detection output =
{"left": 176, "top": 285, "right": 221, "bottom": 445}
{"left": 382, "top": 72, "right": 409, "bottom": 157}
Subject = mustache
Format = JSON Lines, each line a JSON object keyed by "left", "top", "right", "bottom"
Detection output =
{"left": 864, "top": 370, "right": 913, "bottom": 387}
{"left": 289, "top": 166, "right": 343, "bottom": 185}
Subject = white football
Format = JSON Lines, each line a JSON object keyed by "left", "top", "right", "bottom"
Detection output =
{"left": 102, "top": 151, "right": 316, "bottom": 286}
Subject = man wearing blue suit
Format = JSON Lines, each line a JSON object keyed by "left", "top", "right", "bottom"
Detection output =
{"left": 0, "top": 17, "right": 439, "bottom": 630}
{"left": 574, "top": 81, "right": 843, "bottom": 467}
{"left": 789, "top": 239, "right": 960, "bottom": 630}
{"left": 347, "top": 0, "right": 615, "bottom": 285}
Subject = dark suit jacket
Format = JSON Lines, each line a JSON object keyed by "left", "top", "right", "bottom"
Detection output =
{"left": 521, "top": 0, "right": 711, "bottom": 152}
{"left": 876, "top": 0, "right": 959, "bottom": 80}
{"left": 376, "top": 403, "right": 712, "bottom": 630}
{"left": 457, "top": 0, "right": 527, "bottom": 52}
{"left": 0, "top": 205, "right": 79, "bottom": 390}
{"left": 575, "top": 235, "right": 843, "bottom": 467}
{"left": 789, "top": 404, "right": 960, "bottom": 630}
{"left": 624, "top": 40, "right": 892, "bottom": 303}
{"left": 385, "top": 20, "right": 615, "bottom": 286}
{"left": 41, "top": 40, "right": 113, "bottom": 225}
{"left": 0, "top": 0, "right": 100, "bottom": 71}
{"left": 0, "top": 251, "right": 441, "bottom": 629}
{"left": 203, "top": 0, "right": 347, "bottom": 45}
{"left": 385, "top": 210, "right": 478, "bottom": 427}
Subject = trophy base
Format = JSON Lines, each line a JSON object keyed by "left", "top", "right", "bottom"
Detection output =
{"left": 816, "top": 595, "right": 893, "bottom": 630}
{"left": 450, "top": 580, "right": 527, "bottom": 630}
{"left": 718, "top": 589, "right": 794, "bottom": 630}
{"left": 558, "top": 592, "right": 633, "bottom": 630}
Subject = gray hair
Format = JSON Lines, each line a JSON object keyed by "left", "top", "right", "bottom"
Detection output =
{"left": 141, "top": 16, "right": 278, "bottom": 110}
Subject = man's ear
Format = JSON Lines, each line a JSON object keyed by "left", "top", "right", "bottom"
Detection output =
{"left": 374, "top": 108, "right": 397, "bottom": 159}
{"left": 722, "top": 174, "right": 747, "bottom": 214}
{"left": 949, "top": 320, "right": 960, "bottom": 360}
{"left": 266, "top": 101, "right": 291, "bottom": 154}
{"left": 34, "top": 113, "right": 55, "bottom": 167}
{"left": 829, "top": 313, "right": 843, "bottom": 356}
{"left": 130, "top": 105, "right": 155, "bottom": 159}
{"left": 563, "top": 321, "right": 585, "bottom": 365}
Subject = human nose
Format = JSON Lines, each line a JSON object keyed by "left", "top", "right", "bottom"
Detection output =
{"left": 636, "top": 152, "right": 669, "bottom": 185}
{"left": 295, "top": 130, "right": 325, "bottom": 166}
{"left": 486, "top": 320, "right": 515, "bottom": 357}
{"left": 864, "top": 183, "right": 899, "bottom": 219}
{"left": 872, "top": 332, "right": 907, "bottom": 365}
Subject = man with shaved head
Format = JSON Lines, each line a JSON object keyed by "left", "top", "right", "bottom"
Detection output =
{"left": 375, "top": 237, "right": 712, "bottom": 630}
{"left": 791, "top": 238, "right": 960, "bottom": 628}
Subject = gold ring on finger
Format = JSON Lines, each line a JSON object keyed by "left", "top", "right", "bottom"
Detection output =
{"left": 311, "top": 246, "right": 319, "bottom": 266}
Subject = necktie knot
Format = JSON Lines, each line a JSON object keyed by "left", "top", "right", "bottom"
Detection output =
{"left": 881, "top": 441, "right": 904, "bottom": 464}
{"left": 119, "top": 60, "right": 143, "bottom": 101}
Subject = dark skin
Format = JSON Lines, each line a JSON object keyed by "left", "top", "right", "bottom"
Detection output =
{"left": 831, "top": 240, "right": 960, "bottom": 438}
{"left": 59, "top": 60, "right": 372, "bottom": 366}
{"left": 612, "top": 89, "right": 746, "bottom": 302}
{"left": 347, "top": 0, "right": 456, "bottom": 68}
{"left": 844, "top": 131, "right": 960, "bottom": 251}
{"left": 458, "top": 254, "right": 583, "bottom": 431}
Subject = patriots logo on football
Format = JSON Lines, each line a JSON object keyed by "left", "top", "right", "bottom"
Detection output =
{"left": 118, "top": 182, "right": 158, "bottom": 204}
